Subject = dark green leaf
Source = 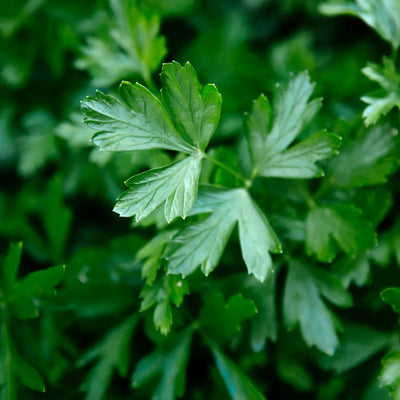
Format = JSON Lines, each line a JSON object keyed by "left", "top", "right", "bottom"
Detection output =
{"left": 132, "top": 328, "right": 193, "bottom": 400}
{"left": 325, "top": 124, "right": 399, "bottom": 188}
{"left": 283, "top": 260, "right": 351, "bottom": 355}
{"left": 199, "top": 292, "right": 257, "bottom": 343}
{"left": 306, "top": 204, "right": 376, "bottom": 262}
{"left": 79, "top": 315, "right": 138, "bottom": 400}
{"left": 2, "top": 242, "right": 22, "bottom": 292}
{"left": 212, "top": 347, "right": 266, "bottom": 400}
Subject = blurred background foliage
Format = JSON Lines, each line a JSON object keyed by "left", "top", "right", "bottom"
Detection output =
{"left": 1, "top": 0, "right": 400, "bottom": 399}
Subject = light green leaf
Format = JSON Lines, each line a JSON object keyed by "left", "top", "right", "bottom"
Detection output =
{"left": 244, "top": 94, "right": 272, "bottom": 172}
{"left": 199, "top": 292, "right": 257, "bottom": 343}
{"left": 306, "top": 204, "right": 376, "bottom": 262}
{"left": 161, "top": 61, "right": 222, "bottom": 151}
{"left": 114, "top": 154, "right": 202, "bottom": 223}
{"left": 380, "top": 352, "right": 400, "bottom": 399}
{"left": 212, "top": 347, "right": 266, "bottom": 400}
{"left": 361, "top": 57, "right": 400, "bottom": 125}
{"left": 259, "top": 131, "right": 341, "bottom": 178}
{"left": 325, "top": 124, "right": 399, "bottom": 188}
{"left": 132, "top": 328, "right": 193, "bottom": 400}
{"left": 283, "top": 260, "right": 351, "bottom": 355}
{"left": 319, "top": 0, "right": 400, "bottom": 50}
{"left": 167, "top": 188, "right": 281, "bottom": 282}
{"left": 79, "top": 315, "right": 138, "bottom": 400}
{"left": 245, "top": 73, "right": 337, "bottom": 179}
{"left": 82, "top": 82, "right": 193, "bottom": 153}
{"left": 75, "top": 1, "right": 166, "bottom": 86}
{"left": 56, "top": 112, "right": 93, "bottom": 148}
{"left": 267, "top": 72, "right": 321, "bottom": 153}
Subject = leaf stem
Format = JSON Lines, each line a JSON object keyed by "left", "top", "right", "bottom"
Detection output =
{"left": 202, "top": 153, "right": 250, "bottom": 187}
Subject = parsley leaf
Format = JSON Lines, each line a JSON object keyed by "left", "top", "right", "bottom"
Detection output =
{"left": 140, "top": 274, "right": 189, "bottom": 335}
{"left": 136, "top": 230, "right": 178, "bottom": 285}
{"left": 306, "top": 204, "right": 376, "bottom": 262}
{"left": 114, "top": 154, "right": 202, "bottom": 222}
{"left": 199, "top": 292, "right": 257, "bottom": 343}
{"left": 324, "top": 124, "right": 399, "bottom": 188}
{"left": 82, "top": 82, "right": 193, "bottom": 153}
{"left": 283, "top": 260, "right": 352, "bottom": 355}
{"left": 245, "top": 73, "right": 339, "bottom": 179}
{"left": 75, "top": 0, "right": 166, "bottom": 86}
{"left": 211, "top": 346, "right": 266, "bottom": 400}
{"left": 319, "top": 0, "right": 400, "bottom": 51}
{"left": 0, "top": 243, "right": 65, "bottom": 398}
{"left": 131, "top": 328, "right": 193, "bottom": 400}
{"left": 244, "top": 275, "right": 278, "bottom": 351}
{"left": 166, "top": 187, "right": 281, "bottom": 282}
{"left": 379, "top": 352, "right": 400, "bottom": 399}
{"left": 319, "top": 323, "right": 390, "bottom": 373}
{"left": 1, "top": 243, "right": 65, "bottom": 320}
{"left": 361, "top": 57, "right": 400, "bottom": 126}
{"left": 161, "top": 61, "right": 222, "bottom": 151}
{"left": 79, "top": 315, "right": 138, "bottom": 400}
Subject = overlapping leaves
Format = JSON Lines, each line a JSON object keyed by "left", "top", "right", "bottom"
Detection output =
{"left": 82, "top": 61, "right": 222, "bottom": 223}
{"left": 166, "top": 187, "right": 281, "bottom": 282}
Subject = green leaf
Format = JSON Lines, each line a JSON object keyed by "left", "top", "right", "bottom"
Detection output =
{"left": 260, "top": 131, "right": 341, "bottom": 178}
{"left": 319, "top": 323, "right": 390, "bottom": 373}
{"left": 56, "top": 112, "right": 93, "bottom": 148}
{"left": 333, "top": 255, "right": 371, "bottom": 288}
{"left": 82, "top": 82, "right": 193, "bottom": 153}
{"left": 75, "top": 2, "right": 166, "bottom": 86}
{"left": 132, "top": 328, "right": 193, "bottom": 400}
{"left": 41, "top": 176, "right": 72, "bottom": 262}
{"left": 161, "top": 61, "right": 222, "bottom": 151}
{"left": 325, "top": 124, "right": 399, "bottom": 188}
{"left": 243, "top": 276, "right": 278, "bottom": 351}
{"left": 319, "top": 0, "right": 400, "bottom": 50}
{"left": 381, "top": 287, "right": 400, "bottom": 314}
{"left": 283, "top": 260, "right": 351, "bottom": 355}
{"left": 245, "top": 73, "right": 337, "bottom": 179}
{"left": 79, "top": 315, "right": 138, "bottom": 400}
{"left": 12, "top": 351, "right": 45, "bottom": 393}
{"left": 10, "top": 265, "right": 65, "bottom": 320}
{"left": 0, "top": 323, "right": 45, "bottom": 398}
{"left": 380, "top": 352, "right": 400, "bottom": 399}
{"left": 361, "top": 57, "right": 400, "bottom": 125}
{"left": 2, "top": 242, "right": 22, "bottom": 292}
{"left": 113, "top": 154, "right": 202, "bottom": 223}
{"left": 166, "top": 188, "right": 281, "bottom": 282}
{"left": 17, "top": 110, "right": 58, "bottom": 177}
{"left": 136, "top": 230, "right": 178, "bottom": 285}
{"left": 211, "top": 347, "right": 266, "bottom": 400}
{"left": 306, "top": 204, "right": 376, "bottom": 262}
{"left": 199, "top": 292, "right": 257, "bottom": 343}
{"left": 140, "top": 274, "right": 189, "bottom": 335}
